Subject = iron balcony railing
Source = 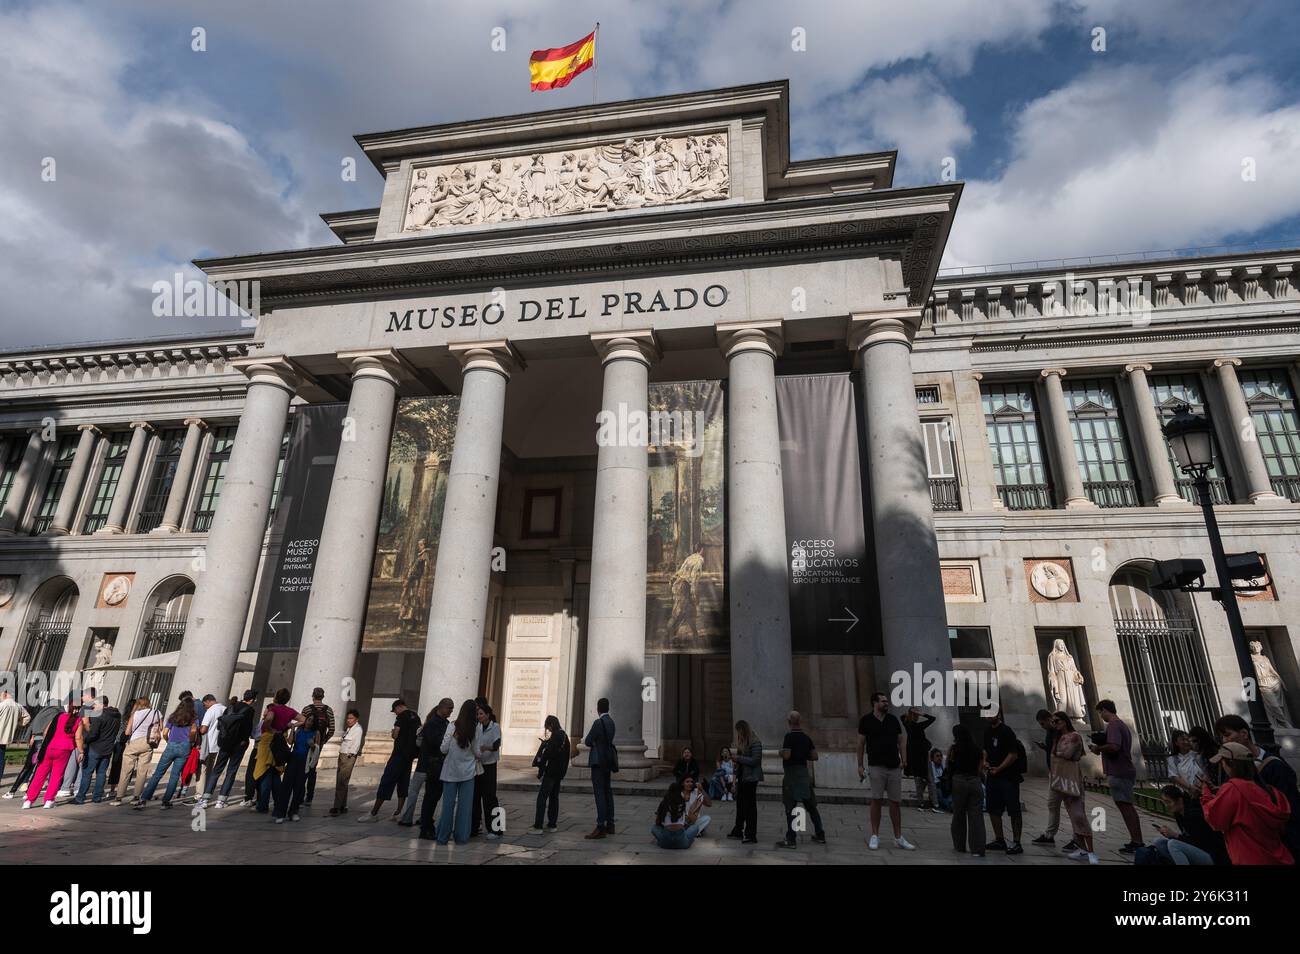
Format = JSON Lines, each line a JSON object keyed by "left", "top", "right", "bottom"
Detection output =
{"left": 1270, "top": 474, "right": 1300, "bottom": 502}
{"left": 191, "top": 510, "right": 215, "bottom": 533}
{"left": 928, "top": 477, "right": 961, "bottom": 511}
{"left": 1084, "top": 479, "right": 1140, "bottom": 508}
{"left": 996, "top": 483, "right": 1055, "bottom": 510}
{"left": 1175, "top": 476, "right": 1232, "bottom": 506}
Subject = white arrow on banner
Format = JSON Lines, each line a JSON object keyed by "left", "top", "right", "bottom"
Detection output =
{"left": 267, "top": 611, "right": 292, "bottom": 634}
{"left": 828, "top": 607, "right": 859, "bottom": 633}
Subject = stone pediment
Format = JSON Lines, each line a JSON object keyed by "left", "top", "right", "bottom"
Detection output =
{"left": 402, "top": 133, "right": 728, "bottom": 233}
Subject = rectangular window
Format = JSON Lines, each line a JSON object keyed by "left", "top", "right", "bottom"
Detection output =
{"left": 30, "top": 435, "right": 79, "bottom": 533}
{"left": 1239, "top": 368, "right": 1300, "bottom": 501}
{"left": 981, "top": 382, "right": 1054, "bottom": 510}
{"left": 80, "top": 431, "right": 132, "bottom": 533}
{"left": 921, "top": 418, "right": 960, "bottom": 511}
{"left": 948, "top": 626, "right": 994, "bottom": 660}
{"left": 135, "top": 428, "right": 186, "bottom": 533}
{"left": 1065, "top": 378, "right": 1141, "bottom": 507}
{"left": 0, "top": 435, "right": 25, "bottom": 514}
{"left": 1148, "top": 373, "right": 1232, "bottom": 504}
{"left": 192, "top": 425, "right": 237, "bottom": 532}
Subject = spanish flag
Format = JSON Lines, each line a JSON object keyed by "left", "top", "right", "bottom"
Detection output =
{"left": 529, "top": 29, "right": 596, "bottom": 91}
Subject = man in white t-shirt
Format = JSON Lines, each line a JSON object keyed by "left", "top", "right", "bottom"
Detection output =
{"left": 192, "top": 694, "right": 227, "bottom": 803}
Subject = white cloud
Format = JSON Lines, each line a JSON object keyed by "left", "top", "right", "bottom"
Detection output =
{"left": 945, "top": 61, "right": 1300, "bottom": 267}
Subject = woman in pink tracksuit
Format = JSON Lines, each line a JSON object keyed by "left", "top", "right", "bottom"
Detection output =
{"left": 24, "top": 703, "right": 78, "bottom": 809}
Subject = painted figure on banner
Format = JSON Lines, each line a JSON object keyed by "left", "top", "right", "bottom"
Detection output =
{"left": 667, "top": 547, "right": 705, "bottom": 641}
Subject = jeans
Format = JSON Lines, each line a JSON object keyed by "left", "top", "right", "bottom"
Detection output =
{"left": 950, "top": 773, "right": 987, "bottom": 853}
{"left": 472, "top": 762, "right": 499, "bottom": 834}
{"left": 418, "top": 776, "right": 444, "bottom": 835}
{"left": 436, "top": 777, "right": 475, "bottom": 844}
{"left": 73, "top": 750, "right": 112, "bottom": 803}
{"left": 274, "top": 752, "right": 309, "bottom": 819}
{"left": 591, "top": 767, "right": 614, "bottom": 830}
{"left": 204, "top": 743, "right": 249, "bottom": 798}
{"left": 1153, "top": 836, "right": 1215, "bottom": 865}
{"left": 255, "top": 769, "right": 278, "bottom": 813}
{"left": 651, "top": 815, "right": 710, "bottom": 849}
{"left": 398, "top": 771, "right": 427, "bottom": 824}
{"left": 140, "top": 741, "right": 189, "bottom": 805}
{"left": 534, "top": 776, "right": 561, "bottom": 829}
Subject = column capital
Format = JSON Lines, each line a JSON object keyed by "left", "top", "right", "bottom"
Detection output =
{"left": 590, "top": 330, "right": 660, "bottom": 366}
{"left": 1209, "top": 356, "right": 1242, "bottom": 373}
{"left": 1040, "top": 367, "right": 1069, "bottom": 379}
{"left": 1123, "top": 363, "right": 1153, "bottom": 375}
{"left": 847, "top": 309, "right": 920, "bottom": 351}
{"left": 716, "top": 320, "right": 783, "bottom": 359}
{"left": 76, "top": 423, "right": 101, "bottom": 435}
{"left": 230, "top": 354, "right": 301, "bottom": 393}
{"left": 127, "top": 420, "right": 155, "bottom": 432}
{"left": 337, "top": 347, "right": 406, "bottom": 385}
{"left": 182, "top": 417, "right": 207, "bottom": 430}
{"left": 449, "top": 339, "right": 518, "bottom": 378}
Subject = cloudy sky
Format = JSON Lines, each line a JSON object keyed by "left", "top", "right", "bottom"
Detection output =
{"left": 2, "top": 0, "right": 1298, "bottom": 349}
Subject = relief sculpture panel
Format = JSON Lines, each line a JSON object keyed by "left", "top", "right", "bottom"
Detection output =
{"left": 403, "top": 133, "right": 729, "bottom": 232}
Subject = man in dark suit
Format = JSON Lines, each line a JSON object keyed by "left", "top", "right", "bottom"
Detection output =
{"left": 583, "top": 697, "right": 616, "bottom": 839}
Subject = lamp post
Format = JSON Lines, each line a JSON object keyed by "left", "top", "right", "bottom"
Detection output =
{"left": 1162, "top": 404, "right": 1276, "bottom": 751}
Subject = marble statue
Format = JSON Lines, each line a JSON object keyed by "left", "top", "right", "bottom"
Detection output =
{"left": 1250, "top": 640, "right": 1293, "bottom": 729}
{"left": 403, "top": 133, "right": 729, "bottom": 232}
{"left": 1047, "top": 638, "right": 1088, "bottom": 719}
{"left": 85, "top": 636, "right": 113, "bottom": 693}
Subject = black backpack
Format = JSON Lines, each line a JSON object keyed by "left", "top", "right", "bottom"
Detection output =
{"left": 1013, "top": 738, "right": 1029, "bottom": 778}
{"left": 216, "top": 704, "right": 253, "bottom": 751}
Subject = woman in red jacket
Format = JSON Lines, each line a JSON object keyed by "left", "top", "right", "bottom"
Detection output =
{"left": 1201, "top": 742, "right": 1294, "bottom": 865}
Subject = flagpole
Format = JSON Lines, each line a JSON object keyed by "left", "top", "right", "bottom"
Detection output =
{"left": 593, "top": 22, "right": 599, "bottom": 105}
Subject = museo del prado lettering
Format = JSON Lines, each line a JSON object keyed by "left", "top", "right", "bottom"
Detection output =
{"left": 384, "top": 283, "right": 728, "bottom": 333}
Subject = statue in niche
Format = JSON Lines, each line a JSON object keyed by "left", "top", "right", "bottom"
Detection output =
{"left": 1250, "top": 640, "right": 1293, "bottom": 729}
{"left": 85, "top": 636, "right": 113, "bottom": 694}
{"left": 1047, "top": 638, "right": 1088, "bottom": 720}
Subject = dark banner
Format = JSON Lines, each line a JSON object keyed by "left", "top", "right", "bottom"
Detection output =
{"left": 776, "top": 373, "right": 880, "bottom": 654}
{"left": 645, "top": 380, "right": 727, "bottom": 653}
{"left": 249, "top": 403, "right": 347, "bottom": 651}
{"left": 360, "top": 396, "right": 459, "bottom": 652}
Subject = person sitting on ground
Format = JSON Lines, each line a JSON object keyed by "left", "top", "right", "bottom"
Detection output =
{"left": 1168, "top": 729, "right": 1209, "bottom": 795}
{"left": 1141, "top": 785, "right": 1228, "bottom": 865}
{"left": 929, "top": 748, "right": 952, "bottom": 812}
{"left": 673, "top": 746, "right": 701, "bottom": 785}
{"left": 1201, "top": 742, "right": 1293, "bottom": 866}
{"left": 682, "top": 775, "right": 712, "bottom": 836}
{"left": 709, "top": 747, "right": 735, "bottom": 801}
{"left": 650, "top": 779, "right": 709, "bottom": 849}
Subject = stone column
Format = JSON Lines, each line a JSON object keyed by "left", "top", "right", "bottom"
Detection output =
{"left": 292, "top": 351, "right": 401, "bottom": 712}
{"left": 0, "top": 429, "right": 46, "bottom": 534}
{"left": 48, "top": 425, "right": 99, "bottom": 534}
{"left": 1123, "top": 363, "right": 1185, "bottom": 506}
{"left": 171, "top": 357, "right": 298, "bottom": 701}
{"left": 582, "top": 331, "right": 657, "bottom": 773}
{"left": 1210, "top": 358, "right": 1284, "bottom": 503}
{"left": 717, "top": 320, "right": 793, "bottom": 747}
{"left": 849, "top": 312, "right": 957, "bottom": 734}
{"left": 418, "top": 341, "right": 513, "bottom": 713}
{"left": 96, "top": 421, "right": 153, "bottom": 534}
{"left": 1039, "top": 368, "right": 1094, "bottom": 508}
{"left": 155, "top": 418, "right": 207, "bottom": 532}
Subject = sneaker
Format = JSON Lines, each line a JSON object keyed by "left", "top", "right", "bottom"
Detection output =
{"left": 984, "top": 839, "right": 1007, "bottom": 852}
{"left": 1006, "top": 843, "right": 1024, "bottom": 855}
{"left": 867, "top": 834, "right": 880, "bottom": 850}
{"left": 110, "top": 799, "right": 124, "bottom": 807}
{"left": 56, "top": 789, "right": 71, "bottom": 798}
{"left": 2, "top": 792, "right": 14, "bottom": 799}
{"left": 1067, "top": 848, "right": 1088, "bottom": 861}
{"left": 776, "top": 839, "right": 797, "bottom": 849}
{"left": 43, "top": 800, "right": 56, "bottom": 809}
{"left": 1087, "top": 852, "right": 1100, "bottom": 865}
{"left": 545, "top": 826, "right": 557, "bottom": 833}
{"left": 215, "top": 798, "right": 227, "bottom": 809}
{"left": 811, "top": 833, "right": 826, "bottom": 844}
{"left": 895, "top": 836, "right": 916, "bottom": 851}
{"left": 484, "top": 832, "right": 501, "bottom": 841}
{"left": 20, "top": 800, "right": 32, "bottom": 809}
{"left": 290, "top": 814, "right": 301, "bottom": 822}
{"left": 741, "top": 837, "right": 757, "bottom": 844}
{"left": 726, "top": 829, "right": 743, "bottom": 839}
{"left": 274, "top": 817, "right": 286, "bottom": 824}
{"left": 528, "top": 825, "right": 545, "bottom": 833}
{"left": 358, "top": 813, "right": 376, "bottom": 822}
{"left": 930, "top": 807, "right": 943, "bottom": 814}
{"left": 1031, "top": 833, "right": 1054, "bottom": 845}
{"left": 159, "top": 801, "right": 172, "bottom": 810}
{"left": 1062, "top": 839, "right": 1079, "bottom": 852}
{"left": 1119, "top": 842, "right": 1143, "bottom": 854}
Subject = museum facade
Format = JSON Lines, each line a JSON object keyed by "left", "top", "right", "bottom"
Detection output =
{"left": 1, "top": 82, "right": 1298, "bottom": 779}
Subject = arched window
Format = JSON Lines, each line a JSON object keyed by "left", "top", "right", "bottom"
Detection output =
{"left": 1109, "top": 563, "right": 1219, "bottom": 775}
{"left": 122, "top": 577, "right": 194, "bottom": 710}
{"left": 16, "top": 578, "right": 79, "bottom": 705}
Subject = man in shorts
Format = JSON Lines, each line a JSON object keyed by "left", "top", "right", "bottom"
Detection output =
{"left": 857, "top": 692, "right": 916, "bottom": 851}
{"left": 1089, "top": 699, "right": 1143, "bottom": 853}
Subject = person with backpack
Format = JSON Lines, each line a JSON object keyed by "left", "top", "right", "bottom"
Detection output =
{"left": 1201, "top": 742, "right": 1294, "bottom": 865}
{"left": 273, "top": 709, "right": 318, "bottom": 823}
{"left": 299, "top": 687, "right": 335, "bottom": 806}
{"left": 135, "top": 698, "right": 198, "bottom": 810}
{"left": 71, "top": 694, "right": 120, "bottom": 804}
{"left": 250, "top": 705, "right": 286, "bottom": 814}
{"left": 1143, "top": 784, "right": 1228, "bottom": 865}
{"left": 398, "top": 699, "right": 449, "bottom": 827}
{"left": 200, "top": 689, "right": 259, "bottom": 809}
{"left": 982, "top": 708, "right": 1025, "bottom": 855}
{"left": 112, "top": 698, "right": 160, "bottom": 805}
{"left": 22, "top": 700, "right": 79, "bottom": 809}
{"left": 1215, "top": 714, "right": 1300, "bottom": 861}
{"left": 529, "top": 715, "right": 569, "bottom": 833}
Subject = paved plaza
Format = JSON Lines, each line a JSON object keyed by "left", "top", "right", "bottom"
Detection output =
{"left": 1, "top": 765, "right": 1163, "bottom": 866}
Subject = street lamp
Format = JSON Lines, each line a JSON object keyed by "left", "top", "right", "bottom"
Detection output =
{"left": 1162, "top": 404, "right": 1276, "bottom": 751}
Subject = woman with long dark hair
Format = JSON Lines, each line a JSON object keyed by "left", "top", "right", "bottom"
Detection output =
{"left": 273, "top": 710, "right": 318, "bottom": 823}
{"left": 22, "top": 700, "right": 79, "bottom": 809}
{"left": 436, "top": 700, "right": 480, "bottom": 845}
{"left": 727, "top": 720, "right": 763, "bottom": 843}
{"left": 530, "top": 715, "right": 569, "bottom": 833}
{"left": 471, "top": 697, "right": 502, "bottom": 839}
{"left": 136, "top": 698, "right": 197, "bottom": 809}
{"left": 650, "top": 780, "right": 697, "bottom": 848}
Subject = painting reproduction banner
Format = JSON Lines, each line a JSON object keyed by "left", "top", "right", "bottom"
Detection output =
{"left": 645, "top": 380, "right": 727, "bottom": 654}
{"left": 776, "top": 373, "right": 881, "bottom": 654}
{"left": 359, "top": 396, "right": 460, "bottom": 652}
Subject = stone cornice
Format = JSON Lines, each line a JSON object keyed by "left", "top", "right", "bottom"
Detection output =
{"left": 0, "top": 342, "right": 250, "bottom": 393}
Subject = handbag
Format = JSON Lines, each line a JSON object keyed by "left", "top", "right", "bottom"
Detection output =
{"left": 1049, "top": 755, "right": 1084, "bottom": 797}
{"left": 145, "top": 711, "right": 162, "bottom": 750}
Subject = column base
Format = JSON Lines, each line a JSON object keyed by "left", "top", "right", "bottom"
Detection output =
{"left": 1154, "top": 494, "right": 1192, "bottom": 507}
{"left": 1064, "top": 496, "right": 1097, "bottom": 509}
{"left": 149, "top": 524, "right": 181, "bottom": 534}
{"left": 45, "top": 527, "right": 72, "bottom": 536}
{"left": 93, "top": 525, "right": 124, "bottom": 536}
{"left": 567, "top": 763, "right": 660, "bottom": 782}
{"left": 1248, "top": 492, "right": 1291, "bottom": 506}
